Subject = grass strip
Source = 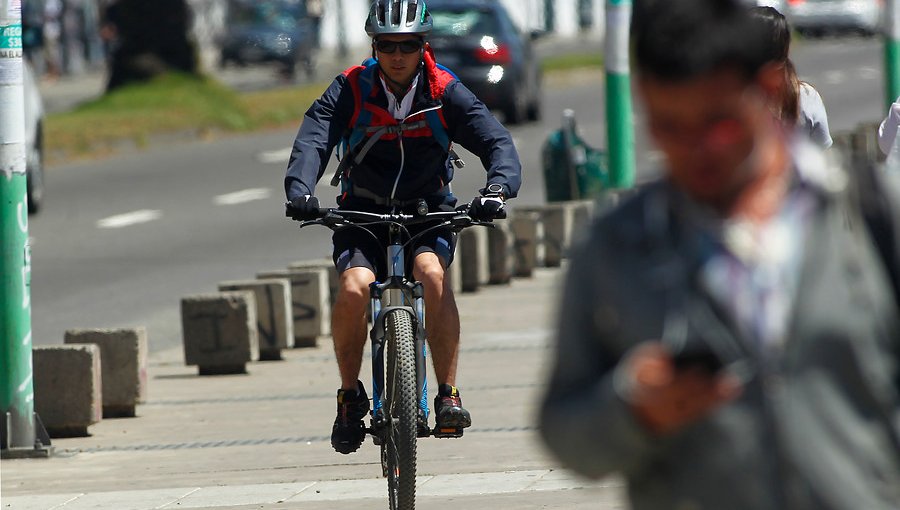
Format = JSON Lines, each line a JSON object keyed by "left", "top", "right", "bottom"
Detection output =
{"left": 46, "top": 56, "right": 604, "bottom": 163}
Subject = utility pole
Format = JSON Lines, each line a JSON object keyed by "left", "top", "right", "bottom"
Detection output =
{"left": 0, "top": 0, "right": 47, "bottom": 459}
{"left": 886, "top": 0, "right": 900, "bottom": 109}
{"left": 605, "top": 0, "right": 635, "bottom": 188}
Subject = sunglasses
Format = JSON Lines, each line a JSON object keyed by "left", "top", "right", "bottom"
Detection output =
{"left": 375, "top": 39, "right": 424, "bottom": 54}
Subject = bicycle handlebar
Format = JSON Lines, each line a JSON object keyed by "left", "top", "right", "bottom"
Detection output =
{"left": 285, "top": 204, "right": 504, "bottom": 232}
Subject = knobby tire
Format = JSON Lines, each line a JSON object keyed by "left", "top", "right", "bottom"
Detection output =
{"left": 383, "top": 310, "right": 418, "bottom": 510}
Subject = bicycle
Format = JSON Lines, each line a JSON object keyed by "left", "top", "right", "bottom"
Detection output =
{"left": 287, "top": 202, "right": 501, "bottom": 510}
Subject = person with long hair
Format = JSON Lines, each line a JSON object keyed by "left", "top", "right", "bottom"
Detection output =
{"left": 750, "top": 6, "right": 832, "bottom": 148}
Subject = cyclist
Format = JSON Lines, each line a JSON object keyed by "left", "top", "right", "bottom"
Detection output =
{"left": 284, "top": 0, "right": 522, "bottom": 454}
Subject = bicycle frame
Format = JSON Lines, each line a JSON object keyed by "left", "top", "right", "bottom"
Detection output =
{"left": 368, "top": 221, "right": 430, "bottom": 435}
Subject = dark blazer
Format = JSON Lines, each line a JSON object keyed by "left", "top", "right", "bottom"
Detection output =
{"left": 540, "top": 147, "right": 900, "bottom": 510}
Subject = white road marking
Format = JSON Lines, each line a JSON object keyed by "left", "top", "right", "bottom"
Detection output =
{"left": 96, "top": 210, "right": 162, "bottom": 229}
{"left": 214, "top": 188, "right": 272, "bottom": 206}
{"left": 257, "top": 147, "right": 292, "bottom": 165}
{"left": 858, "top": 66, "right": 880, "bottom": 80}
{"left": 824, "top": 70, "right": 846, "bottom": 85}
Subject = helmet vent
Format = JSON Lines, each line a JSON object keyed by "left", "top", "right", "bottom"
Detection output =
{"left": 405, "top": 1, "right": 418, "bottom": 27}
{"left": 377, "top": 3, "right": 386, "bottom": 27}
{"left": 391, "top": 1, "right": 402, "bottom": 26}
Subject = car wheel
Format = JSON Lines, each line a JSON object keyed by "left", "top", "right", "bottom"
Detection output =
{"left": 26, "top": 123, "right": 44, "bottom": 215}
{"left": 504, "top": 89, "right": 527, "bottom": 125}
{"left": 526, "top": 94, "right": 542, "bottom": 122}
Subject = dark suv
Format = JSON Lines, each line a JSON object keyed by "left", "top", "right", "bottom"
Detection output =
{"left": 218, "top": 0, "right": 316, "bottom": 78}
{"left": 427, "top": 0, "right": 543, "bottom": 124}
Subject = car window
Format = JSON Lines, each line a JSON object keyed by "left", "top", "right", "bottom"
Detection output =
{"left": 229, "top": 2, "right": 300, "bottom": 28}
{"left": 430, "top": 8, "right": 500, "bottom": 37}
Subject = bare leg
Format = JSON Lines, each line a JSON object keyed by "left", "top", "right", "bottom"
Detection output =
{"left": 331, "top": 267, "right": 376, "bottom": 390}
{"left": 413, "top": 252, "right": 460, "bottom": 386}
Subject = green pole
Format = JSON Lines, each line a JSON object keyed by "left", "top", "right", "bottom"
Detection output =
{"left": 605, "top": 0, "right": 635, "bottom": 189}
{"left": 886, "top": 0, "right": 900, "bottom": 110}
{"left": 0, "top": 0, "right": 37, "bottom": 455}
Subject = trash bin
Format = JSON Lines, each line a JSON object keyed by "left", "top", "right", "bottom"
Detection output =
{"left": 541, "top": 109, "right": 608, "bottom": 202}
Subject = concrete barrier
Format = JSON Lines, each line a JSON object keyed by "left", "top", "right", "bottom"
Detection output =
{"left": 447, "top": 245, "right": 463, "bottom": 295}
{"left": 257, "top": 268, "right": 331, "bottom": 347}
{"left": 487, "top": 221, "right": 515, "bottom": 285}
{"left": 218, "top": 279, "right": 293, "bottom": 361}
{"left": 288, "top": 258, "right": 338, "bottom": 306}
{"left": 458, "top": 227, "right": 489, "bottom": 293}
{"left": 63, "top": 328, "right": 148, "bottom": 418}
{"left": 33, "top": 345, "right": 102, "bottom": 437}
{"left": 181, "top": 291, "right": 259, "bottom": 375}
{"left": 510, "top": 209, "right": 543, "bottom": 276}
{"left": 517, "top": 201, "right": 594, "bottom": 267}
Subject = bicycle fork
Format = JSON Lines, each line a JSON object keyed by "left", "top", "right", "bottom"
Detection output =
{"left": 368, "top": 247, "right": 430, "bottom": 439}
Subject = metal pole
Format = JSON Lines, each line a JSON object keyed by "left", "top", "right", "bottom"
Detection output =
{"left": 886, "top": 0, "right": 900, "bottom": 109}
{"left": 605, "top": 0, "right": 635, "bottom": 188}
{"left": 0, "top": 0, "right": 39, "bottom": 457}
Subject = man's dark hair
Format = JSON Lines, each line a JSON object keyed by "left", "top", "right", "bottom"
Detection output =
{"left": 633, "top": 0, "right": 770, "bottom": 82}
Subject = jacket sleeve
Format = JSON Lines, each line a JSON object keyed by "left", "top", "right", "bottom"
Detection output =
{"left": 441, "top": 80, "right": 522, "bottom": 198}
{"left": 284, "top": 75, "right": 354, "bottom": 201}
{"left": 538, "top": 226, "right": 659, "bottom": 479}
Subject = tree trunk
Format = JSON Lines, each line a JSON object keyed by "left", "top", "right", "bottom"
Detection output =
{"left": 104, "top": 0, "right": 198, "bottom": 92}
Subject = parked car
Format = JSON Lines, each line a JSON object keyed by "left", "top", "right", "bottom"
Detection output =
{"left": 23, "top": 60, "right": 44, "bottom": 215}
{"left": 218, "top": 0, "right": 316, "bottom": 79}
{"left": 427, "top": 0, "right": 543, "bottom": 124}
{"left": 785, "top": 0, "right": 883, "bottom": 36}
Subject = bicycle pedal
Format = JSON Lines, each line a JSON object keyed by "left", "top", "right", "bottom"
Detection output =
{"left": 431, "top": 426, "right": 464, "bottom": 438}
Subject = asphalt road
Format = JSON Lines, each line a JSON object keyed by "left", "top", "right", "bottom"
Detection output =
{"left": 27, "top": 35, "right": 884, "bottom": 352}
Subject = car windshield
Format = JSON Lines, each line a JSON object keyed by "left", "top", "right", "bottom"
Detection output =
{"left": 430, "top": 8, "right": 499, "bottom": 37}
{"left": 229, "top": 1, "right": 301, "bottom": 28}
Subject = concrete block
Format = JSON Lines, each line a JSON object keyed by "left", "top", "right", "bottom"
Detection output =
{"left": 447, "top": 243, "right": 463, "bottom": 295}
{"left": 288, "top": 258, "right": 338, "bottom": 306}
{"left": 218, "top": 279, "right": 293, "bottom": 361}
{"left": 181, "top": 291, "right": 258, "bottom": 375}
{"left": 510, "top": 210, "right": 543, "bottom": 277}
{"left": 257, "top": 268, "right": 331, "bottom": 348}
{"left": 487, "top": 221, "right": 515, "bottom": 285}
{"left": 458, "top": 227, "right": 489, "bottom": 293}
{"left": 519, "top": 202, "right": 590, "bottom": 267}
{"left": 33, "top": 345, "right": 102, "bottom": 437}
{"left": 63, "top": 328, "right": 148, "bottom": 418}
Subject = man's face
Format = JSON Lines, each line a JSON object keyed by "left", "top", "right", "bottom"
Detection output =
{"left": 639, "top": 69, "right": 774, "bottom": 207}
{"left": 374, "top": 34, "right": 423, "bottom": 87}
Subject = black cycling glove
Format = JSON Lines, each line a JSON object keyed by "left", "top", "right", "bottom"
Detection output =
{"left": 286, "top": 195, "right": 320, "bottom": 220}
{"left": 469, "top": 195, "right": 505, "bottom": 221}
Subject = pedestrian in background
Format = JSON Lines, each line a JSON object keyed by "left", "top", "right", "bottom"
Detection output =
{"left": 305, "top": 0, "right": 323, "bottom": 49}
{"left": 539, "top": 0, "right": 900, "bottom": 508}
{"left": 750, "top": 6, "right": 832, "bottom": 149}
{"left": 878, "top": 98, "right": 900, "bottom": 157}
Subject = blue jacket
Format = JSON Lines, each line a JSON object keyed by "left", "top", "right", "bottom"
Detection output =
{"left": 284, "top": 49, "right": 522, "bottom": 205}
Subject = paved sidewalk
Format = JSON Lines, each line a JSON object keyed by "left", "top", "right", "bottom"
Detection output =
{"left": 1, "top": 267, "right": 628, "bottom": 510}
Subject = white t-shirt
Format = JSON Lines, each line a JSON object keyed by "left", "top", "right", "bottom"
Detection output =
{"left": 380, "top": 75, "right": 419, "bottom": 121}
{"left": 797, "top": 82, "right": 832, "bottom": 149}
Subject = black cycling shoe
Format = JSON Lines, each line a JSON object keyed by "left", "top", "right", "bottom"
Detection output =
{"left": 331, "top": 381, "right": 370, "bottom": 454}
{"left": 433, "top": 384, "right": 471, "bottom": 438}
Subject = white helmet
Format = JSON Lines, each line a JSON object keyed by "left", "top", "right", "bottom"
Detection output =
{"left": 365, "top": 0, "right": 433, "bottom": 37}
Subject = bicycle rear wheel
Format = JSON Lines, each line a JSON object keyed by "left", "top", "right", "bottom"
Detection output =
{"left": 382, "top": 310, "right": 418, "bottom": 510}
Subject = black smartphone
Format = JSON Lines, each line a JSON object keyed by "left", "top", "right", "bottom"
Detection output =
{"left": 671, "top": 340, "right": 725, "bottom": 374}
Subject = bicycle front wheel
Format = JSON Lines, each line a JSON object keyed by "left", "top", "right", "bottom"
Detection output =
{"left": 382, "top": 309, "right": 418, "bottom": 510}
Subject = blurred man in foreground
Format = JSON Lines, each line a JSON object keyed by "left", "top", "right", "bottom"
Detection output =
{"left": 539, "top": 0, "right": 900, "bottom": 508}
